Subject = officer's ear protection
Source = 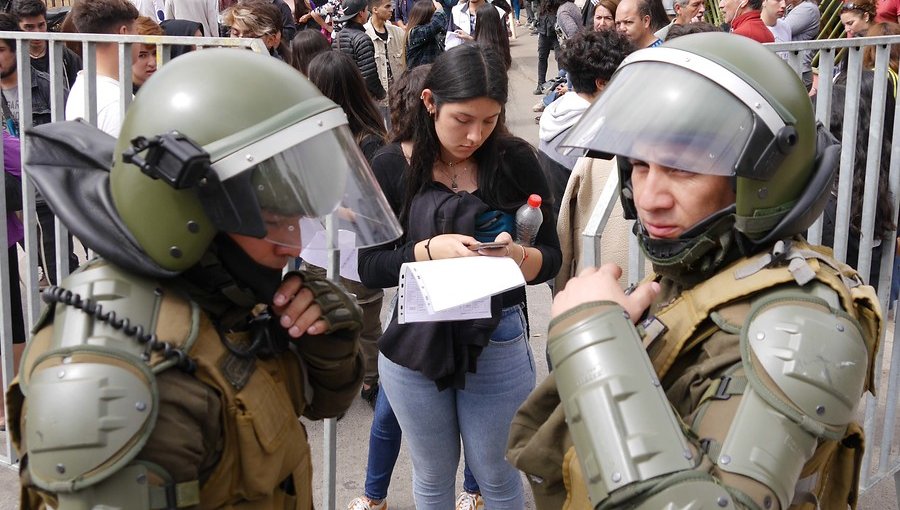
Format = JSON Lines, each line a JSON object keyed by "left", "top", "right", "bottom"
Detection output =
{"left": 122, "top": 132, "right": 268, "bottom": 239}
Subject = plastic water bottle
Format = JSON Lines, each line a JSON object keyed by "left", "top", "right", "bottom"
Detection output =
{"left": 516, "top": 194, "right": 543, "bottom": 247}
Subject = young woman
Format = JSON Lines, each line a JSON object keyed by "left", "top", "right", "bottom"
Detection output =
{"left": 473, "top": 4, "right": 512, "bottom": 70}
{"left": 841, "top": 0, "right": 876, "bottom": 37}
{"left": 131, "top": 16, "right": 162, "bottom": 93}
{"left": 591, "top": 0, "right": 619, "bottom": 30}
{"left": 289, "top": 29, "right": 332, "bottom": 75}
{"left": 358, "top": 44, "right": 561, "bottom": 509}
{"left": 307, "top": 51, "right": 387, "bottom": 161}
{"left": 405, "top": 0, "right": 447, "bottom": 69}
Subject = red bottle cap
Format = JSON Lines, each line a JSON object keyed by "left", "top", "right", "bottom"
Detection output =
{"left": 527, "top": 194, "right": 542, "bottom": 207}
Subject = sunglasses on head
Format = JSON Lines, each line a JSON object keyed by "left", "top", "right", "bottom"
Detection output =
{"left": 840, "top": 3, "right": 862, "bottom": 12}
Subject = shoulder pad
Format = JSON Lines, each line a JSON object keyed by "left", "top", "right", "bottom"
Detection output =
{"left": 19, "top": 259, "right": 200, "bottom": 492}
{"left": 742, "top": 282, "right": 869, "bottom": 436}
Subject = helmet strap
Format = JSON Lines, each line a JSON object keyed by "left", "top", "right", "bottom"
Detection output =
{"left": 638, "top": 207, "right": 740, "bottom": 284}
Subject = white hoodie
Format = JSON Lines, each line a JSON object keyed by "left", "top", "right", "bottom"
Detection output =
{"left": 538, "top": 92, "right": 590, "bottom": 170}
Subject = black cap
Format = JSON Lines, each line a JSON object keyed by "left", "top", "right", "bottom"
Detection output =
{"left": 336, "top": 0, "right": 367, "bottom": 22}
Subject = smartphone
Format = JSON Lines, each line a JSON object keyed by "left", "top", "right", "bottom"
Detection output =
{"left": 469, "top": 241, "right": 509, "bottom": 250}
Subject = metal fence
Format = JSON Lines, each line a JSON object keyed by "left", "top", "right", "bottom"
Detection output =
{"left": 0, "top": 29, "right": 266, "bottom": 466}
{"left": 582, "top": 35, "right": 900, "bottom": 504}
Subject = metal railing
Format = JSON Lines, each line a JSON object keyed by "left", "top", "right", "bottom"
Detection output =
{"left": 0, "top": 29, "right": 266, "bottom": 468}
{"left": 582, "top": 35, "right": 900, "bottom": 504}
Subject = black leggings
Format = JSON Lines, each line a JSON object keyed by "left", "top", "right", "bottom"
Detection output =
{"left": 537, "top": 32, "right": 560, "bottom": 86}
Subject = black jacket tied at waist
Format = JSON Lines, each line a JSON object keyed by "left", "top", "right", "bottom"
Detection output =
{"left": 379, "top": 182, "right": 502, "bottom": 390}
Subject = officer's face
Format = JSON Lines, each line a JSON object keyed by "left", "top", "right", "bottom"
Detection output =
{"left": 630, "top": 160, "right": 735, "bottom": 239}
{"left": 229, "top": 232, "right": 302, "bottom": 269}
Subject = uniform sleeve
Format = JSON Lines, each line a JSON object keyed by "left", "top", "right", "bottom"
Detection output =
{"left": 293, "top": 330, "right": 364, "bottom": 420}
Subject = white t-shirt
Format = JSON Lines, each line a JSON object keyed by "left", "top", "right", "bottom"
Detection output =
{"left": 65, "top": 72, "right": 131, "bottom": 138}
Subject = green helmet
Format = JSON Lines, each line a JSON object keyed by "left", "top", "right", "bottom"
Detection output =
{"left": 111, "top": 48, "right": 401, "bottom": 272}
{"left": 561, "top": 33, "right": 838, "bottom": 269}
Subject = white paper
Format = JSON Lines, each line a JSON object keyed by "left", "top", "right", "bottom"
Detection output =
{"left": 299, "top": 218, "right": 361, "bottom": 282}
{"left": 445, "top": 31, "right": 465, "bottom": 50}
{"left": 397, "top": 256, "right": 525, "bottom": 323}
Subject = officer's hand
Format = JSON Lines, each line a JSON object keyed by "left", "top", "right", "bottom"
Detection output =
{"left": 551, "top": 264, "right": 660, "bottom": 323}
{"left": 272, "top": 275, "right": 329, "bottom": 337}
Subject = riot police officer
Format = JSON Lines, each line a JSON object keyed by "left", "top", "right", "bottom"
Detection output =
{"left": 508, "top": 32, "right": 881, "bottom": 510}
{"left": 8, "top": 48, "right": 401, "bottom": 509}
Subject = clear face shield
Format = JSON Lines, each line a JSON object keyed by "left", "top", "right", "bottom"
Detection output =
{"left": 209, "top": 109, "right": 402, "bottom": 250}
{"left": 560, "top": 50, "right": 791, "bottom": 182}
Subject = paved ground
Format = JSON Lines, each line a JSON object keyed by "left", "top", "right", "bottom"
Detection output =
{"left": 0, "top": 25, "right": 897, "bottom": 510}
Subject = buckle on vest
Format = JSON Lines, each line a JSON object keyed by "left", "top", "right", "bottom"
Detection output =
{"left": 712, "top": 375, "right": 733, "bottom": 400}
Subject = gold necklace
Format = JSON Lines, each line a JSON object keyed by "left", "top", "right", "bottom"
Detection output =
{"left": 438, "top": 157, "right": 470, "bottom": 192}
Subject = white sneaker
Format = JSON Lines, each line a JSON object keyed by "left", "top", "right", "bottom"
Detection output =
{"left": 347, "top": 496, "right": 387, "bottom": 510}
{"left": 455, "top": 491, "right": 484, "bottom": 510}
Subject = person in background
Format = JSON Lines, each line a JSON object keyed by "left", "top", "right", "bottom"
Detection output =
{"left": 332, "top": 0, "right": 386, "bottom": 101}
{"left": 65, "top": 0, "right": 139, "bottom": 138}
{"left": 538, "top": 28, "right": 633, "bottom": 215}
{"left": 0, "top": 131, "right": 26, "bottom": 432}
{"left": 404, "top": 0, "right": 447, "bottom": 69}
{"left": 761, "top": 0, "right": 790, "bottom": 44}
{"left": 224, "top": 0, "right": 291, "bottom": 60}
{"left": 591, "top": 0, "right": 619, "bottom": 31}
{"left": 358, "top": 43, "right": 561, "bottom": 510}
{"left": 14, "top": 0, "right": 83, "bottom": 89}
{"left": 840, "top": 0, "right": 876, "bottom": 37}
{"left": 616, "top": 0, "right": 664, "bottom": 48}
{"left": 290, "top": 29, "right": 332, "bottom": 74}
{"left": 160, "top": 18, "right": 203, "bottom": 58}
{"left": 654, "top": 0, "right": 704, "bottom": 40}
{"left": 534, "top": 0, "right": 563, "bottom": 94}
{"left": 877, "top": 0, "right": 900, "bottom": 22}
{"left": 784, "top": 0, "right": 819, "bottom": 89}
{"left": 472, "top": 4, "right": 512, "bottom": 70}
{"left": 719, "top": 0, "right": 774, "bottom": 42}
{"left": 163, "top": 0, "right": 217, "bottom": 42}
{"left": 131, "top": 15, "right": 162, "bottom": 93}
{"left": 365, "top": 0, "right": 407, "bottom": 119}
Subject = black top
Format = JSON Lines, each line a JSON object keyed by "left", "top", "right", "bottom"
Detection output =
{"left": 359, "top": 141, "right": 562, "bottom": 307}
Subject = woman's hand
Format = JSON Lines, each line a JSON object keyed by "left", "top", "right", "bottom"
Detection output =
{"left": 272, "top": 275, "right": 329, "bottom": 337}
{"left": 299, "top": 13, "right": 312, "bottom": 23}
{"left": 455, "top": 29, "right": 474, "bottom": 40}
{"left": 416, "top": 233, "right": 480, "bottom": 261}
{"left": 551, "top": 264, "right": 659, "bottom": 323}
{"left": 475, "top": 231, "right": 516, "bottom": 259}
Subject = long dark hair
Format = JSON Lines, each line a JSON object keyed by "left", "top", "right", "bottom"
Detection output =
{"left": 389, "top": 64, "right": 432, "bottom": 142}
{"left": 402, "top": 44, "right": 546, "bottom": 226}
{"left": 290, "top": 30, "right": 332, "bottom": 75}
{"left": 830, "top": 70, "right": 896, "bottom": 237}
{"left": 473, "top": 5, "right": 511, "bottom": 70}
{"left": 308, "top": 52, "right": 387, "bottom": 146}
{"left": 404, "top": 0, "right": 437, "bottom": 63}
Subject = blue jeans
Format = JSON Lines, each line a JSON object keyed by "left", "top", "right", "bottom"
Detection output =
{"left": 362, "top": 388, "right": 482, "bottom": 500}
{"left": 379, "top": 305, "right": 535, "bottom": 509}
{"left": 511, "top": 0, "right": 520, "bottom": 20}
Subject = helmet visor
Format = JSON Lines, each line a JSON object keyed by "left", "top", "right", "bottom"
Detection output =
{"left": 247, "top": 125, "right": 401, "bottom": 249}
{"left": 560, "top": 62, "right": 758, "bottom": 176}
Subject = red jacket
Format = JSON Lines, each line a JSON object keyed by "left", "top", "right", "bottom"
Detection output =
{"left": 877, "top": 0, "right": 899, "bottom": 23}
{"left": 731, "top": 11, "right": 775, "bottom": 43}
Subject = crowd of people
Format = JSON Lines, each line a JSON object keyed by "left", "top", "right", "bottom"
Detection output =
{"left": 0, "top": 0, "right": 898, "bottom": 508}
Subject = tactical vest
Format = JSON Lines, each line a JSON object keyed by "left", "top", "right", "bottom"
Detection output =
{"left": 7, "top": 260, "right": 313, "bottom": 510}
{"left": 558, "top": 239, "right": 882, "bottom": 510}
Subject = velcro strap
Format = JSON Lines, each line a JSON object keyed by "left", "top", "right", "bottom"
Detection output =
{"left": 149, "top": 480, "right": 200, "bottom": 509}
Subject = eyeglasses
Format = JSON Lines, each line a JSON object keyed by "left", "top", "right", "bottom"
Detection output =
{"left": 840, "top": 3, "right": 862, "bottom": 12}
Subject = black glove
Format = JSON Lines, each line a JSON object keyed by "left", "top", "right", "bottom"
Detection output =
{"left": 290, "top": 270, "right": 364, "bottom": 336}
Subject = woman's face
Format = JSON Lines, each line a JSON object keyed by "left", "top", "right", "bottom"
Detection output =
{"left": 131, "top": 44, "right": 157, "bottom": 86}
{"left": 425, "top": 93, "right": 503, "bottom": 163}
{"left": 594, "top": 4, "right": 615, "bottom": 31}
{"left": 840, "top": 10, "right": 870, "bottom": 37}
